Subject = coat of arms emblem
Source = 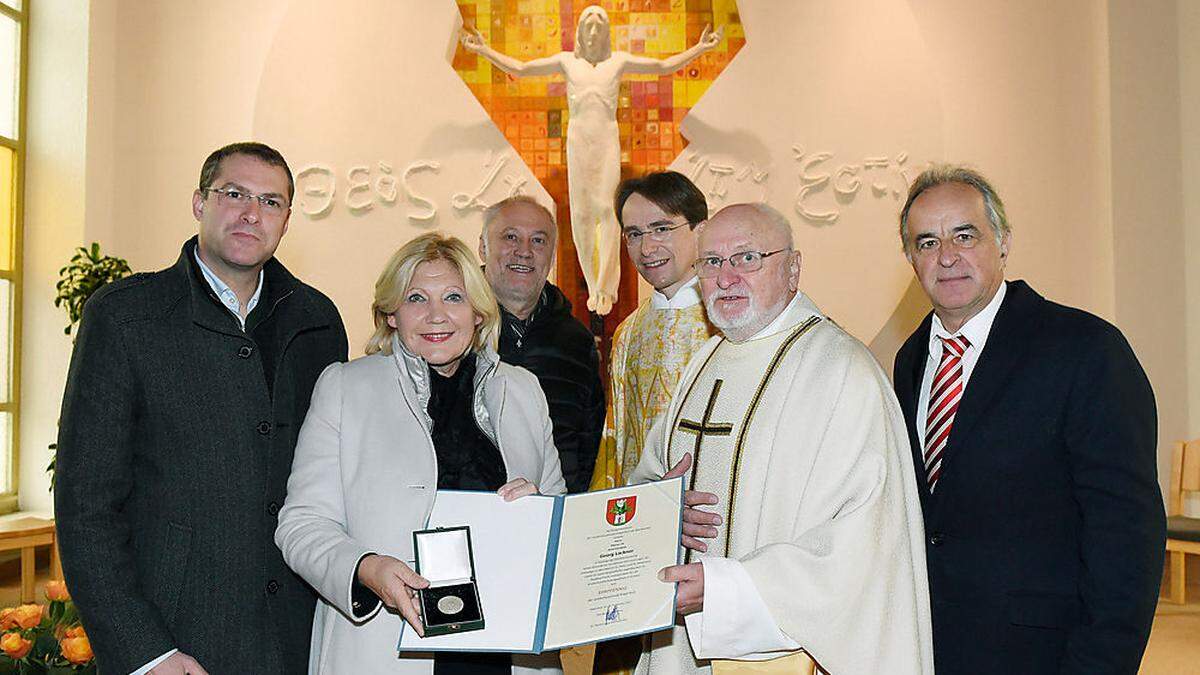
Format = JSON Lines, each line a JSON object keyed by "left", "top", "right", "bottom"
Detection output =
{"left": 606, "top": 496, "right": 636, "bottom": 526}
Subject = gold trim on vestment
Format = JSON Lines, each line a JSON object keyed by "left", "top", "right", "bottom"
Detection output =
{"left": 711, "top": 651, "right": 818, "bottom": 674}
{"left": 678, "top": 379, "right": 735, "bottom": 488}
{"left": 670, "top": 344, "right": 724, "bottom": 566}
{"left": 668, "top": 344, "right": 724, "bottom": 472}
{"left": 723, "top": 316, "right": 822, "bottom": 557}
{"left": 677, "top": 377, "right": 737, "bottom": 565}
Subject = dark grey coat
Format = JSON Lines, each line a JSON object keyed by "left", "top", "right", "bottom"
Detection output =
{"left": 55, "top": 237, "right": 347, "bottom": 675}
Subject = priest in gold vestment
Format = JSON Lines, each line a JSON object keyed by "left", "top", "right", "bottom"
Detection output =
{"left": 584, "top": 172, "right": 713, "bottom": 675}
{"left": 591, "top": 171, "right": 714, "bottom": 492}
{"left": 629, "top": 204, "right": 933, "bottom": 675}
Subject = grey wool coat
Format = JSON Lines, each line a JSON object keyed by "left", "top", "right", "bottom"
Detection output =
{"left": 54, "top": 237, "right": 347, "bottom": 675}
{"left": 276, "top": 338, "right": 566, "bottom": 674}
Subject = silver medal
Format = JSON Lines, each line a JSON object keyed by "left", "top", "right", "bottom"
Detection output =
{"left": 437, "top": 595, "right": 465, "bottom": 615}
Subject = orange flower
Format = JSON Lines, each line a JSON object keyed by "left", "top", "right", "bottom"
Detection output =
{"left": 0, "top": 632, "right": 31, "bottom": 659}
{"left": 63, "top": 625, "right": 86, "bottom": 639}
{"left": 0, "top": 608, "right": 15, "bottom": 630}
{"left": 9, "top": 605, "right": 42, "bottom": 630}
{"left": 44, "top": 580, "right": 70, "bottom": 602}
{"left": 60, "top": 634, "right": 94, "bottom": 665}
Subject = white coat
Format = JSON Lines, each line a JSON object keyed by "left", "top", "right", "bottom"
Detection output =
{"left": 276, "top": 337, "right": 567, "bottom": 674}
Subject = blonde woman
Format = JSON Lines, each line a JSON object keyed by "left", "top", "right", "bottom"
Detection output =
{"left": 277, "top": 233, "right": 565, "bottom": 674}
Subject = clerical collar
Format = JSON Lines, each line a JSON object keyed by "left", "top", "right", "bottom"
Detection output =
{"left": 928, "top": 280, "right": 1007, "bottom": 356}
{"left": 746, "top": 291, "right": 818, "bottom": 341}
{"left": 193, "top": 248, "right": 264, "bottom": 330}
{"left": 650, "top": 275, "right": 702, "bottom": 310}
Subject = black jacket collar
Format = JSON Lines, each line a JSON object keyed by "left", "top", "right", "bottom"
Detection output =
{"left": 902, "top": 280, "right": 1042, "bottom": 513}
{"left": 177, "top": 236, "right": 321, "bottom": 337}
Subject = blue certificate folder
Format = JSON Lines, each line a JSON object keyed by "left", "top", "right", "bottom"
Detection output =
{"left": 398, "top": 476, "right": 684, "bottom": 654}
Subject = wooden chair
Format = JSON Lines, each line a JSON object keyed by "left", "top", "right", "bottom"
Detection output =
{"left": 1167, "top": 439, "right": 1200, "bottom": 604}
{"left": 0, "top": 517, "right": 62, "bottom": 603}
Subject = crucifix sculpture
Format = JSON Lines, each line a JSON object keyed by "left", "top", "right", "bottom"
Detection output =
{"left": 462, "top": 5, "right": 723, "bottom": 315}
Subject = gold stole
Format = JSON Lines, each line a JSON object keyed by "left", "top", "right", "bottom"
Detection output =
{"left": 712, "top": 652, "right": 817, "bottom": 674}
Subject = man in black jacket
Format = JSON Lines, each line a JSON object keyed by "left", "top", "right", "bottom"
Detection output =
{"left": 480, "top": 196, "right": 604, "bottom": 493}
{"left": 892, "top": 165, "right": 1163, "bottom": 674}
{"left": 55, "top": 142, "right": 347, "bottom": 674}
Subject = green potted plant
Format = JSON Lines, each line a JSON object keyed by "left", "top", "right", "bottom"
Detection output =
{"left": 53, "top": 243, "right": 132, "bottom": 337}
{"left": 46, "top": 243, "right": 132, "bottom": 490}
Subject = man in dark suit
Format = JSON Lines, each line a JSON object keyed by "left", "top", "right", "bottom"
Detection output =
{"left": 892, "top": 165, "right": 1164, "bottom": 674}
{"left": 55, "top": 142, "right": 347, "bottom": 674}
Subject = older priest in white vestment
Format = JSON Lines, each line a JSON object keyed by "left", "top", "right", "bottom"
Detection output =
{"left": 629, "top": 204, "right": 933, "bottom": 675}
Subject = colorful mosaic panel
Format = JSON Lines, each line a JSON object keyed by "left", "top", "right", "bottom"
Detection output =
{"left": 454, "top": 0, "right": 743, "bottom": 180}
{"left": 452, "top": 0, "right": 743, "bottom": 340}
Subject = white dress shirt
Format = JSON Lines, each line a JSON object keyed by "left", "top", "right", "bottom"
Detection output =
{"left": 131, "top": 650, "right": 175, "bottom": 675}
{"left": 193, "top": 249, "right": 264, "bottom": 330}
{"left": 915, "top": 281, "right": 1007, "bottom": 440}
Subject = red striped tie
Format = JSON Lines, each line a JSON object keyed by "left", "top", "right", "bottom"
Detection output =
{"left": 924, "top": 335, "right": 970, "bottom": 492}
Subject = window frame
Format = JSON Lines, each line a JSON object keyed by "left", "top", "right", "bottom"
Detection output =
{"left": 0, "top": 0, "right": 28, "bottom": 513}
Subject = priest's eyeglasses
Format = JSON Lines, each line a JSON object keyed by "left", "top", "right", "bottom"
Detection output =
{"left": 203, "top": 187, "right": 290, "bottom": 214}
{"left": 693, "top": 249, "right": 789, "bottom": 278}
{"left": 622, "top": 221, "right": 689, "bottom": 246}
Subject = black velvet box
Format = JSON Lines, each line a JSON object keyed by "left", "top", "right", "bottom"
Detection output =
{"left": 412, "top": 526, "right": 485, "bottom": 636}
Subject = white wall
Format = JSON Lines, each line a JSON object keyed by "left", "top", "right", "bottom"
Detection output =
{"left": 674, "top": 0, "right": 944, "bottom": 342}
{"left": 1109, "top": 0, "right": 1189, "bottom": 503}
{"left": 868, "top": 0, "right": 1117, "bottom": 369}
{"left": 905, "top": 0, "right": 1116, "bottom": 318}
{"left": 1180, "top": 0, "right": 1200, "bottom": 513}
{"left": 83, "top": 0, "right": 550, "bottom": 352}
{"left": 1182, "top": 1, "right": 1200, "bottom": 439}
{"left": 20, "top": 0, "right": 91, "bottom": 513}
{"left": 16, "top": 0, "right": 1199, "bottom": 505}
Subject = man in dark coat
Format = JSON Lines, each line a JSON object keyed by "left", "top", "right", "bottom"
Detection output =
{"left": 55, "top": 142, "right": 347, "bottom": 675}
{"left": 479, "top": 196, "right": 604, "bottom": 493}
{"left": 892, "top": 164, "right": 1164, "bottom": 674}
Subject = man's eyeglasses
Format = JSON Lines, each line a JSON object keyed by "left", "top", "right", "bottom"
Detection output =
{"left": 203, "top": 187, "right": 289, "bottom": 214}
{"left": 622, "top": 221, "right": 689, "bottom": 246}
{"left": 693, "top": 249, "right": 789, "bottom": 278}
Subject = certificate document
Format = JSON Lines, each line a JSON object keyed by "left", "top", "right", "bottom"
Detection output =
{"left": 398, "top": 476, "right": 683, "bottom": 653}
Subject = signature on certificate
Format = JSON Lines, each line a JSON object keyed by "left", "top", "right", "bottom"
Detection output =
{"left": 605, "top": 605, "right": 622, "bottom": 624}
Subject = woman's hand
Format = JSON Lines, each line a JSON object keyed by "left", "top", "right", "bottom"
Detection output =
{"left": 497, "top": 478, "right": 539, "bottom": 501}
{"left": 356, "top": 554, "right": 430, "bottom": 636}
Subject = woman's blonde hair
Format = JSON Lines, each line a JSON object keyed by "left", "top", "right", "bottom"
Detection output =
{"left": 365, "top": 232, "right": 501, "bottom": 356}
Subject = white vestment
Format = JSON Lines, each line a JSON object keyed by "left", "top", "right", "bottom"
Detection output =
{"left": 629, "top": 293, "right": 933, "bottom": 674}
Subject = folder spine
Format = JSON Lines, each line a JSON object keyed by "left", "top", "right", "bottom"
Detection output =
{"left": 532, "top": 495, "right": 565, "bottom": 653}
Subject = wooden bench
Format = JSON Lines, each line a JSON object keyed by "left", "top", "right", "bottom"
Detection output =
{"left": 1167, "top": 439, "right": 1200, "bottom": 604}
{"left": 0, "top": 517, "right": 61, "bottom": 603}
